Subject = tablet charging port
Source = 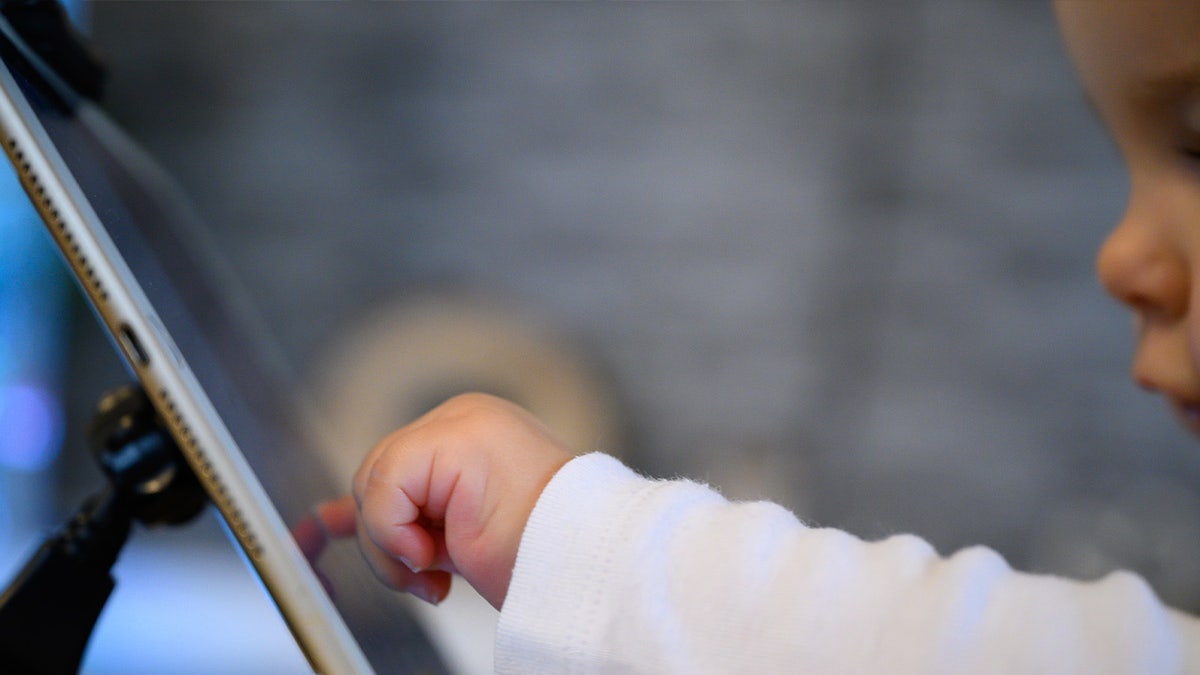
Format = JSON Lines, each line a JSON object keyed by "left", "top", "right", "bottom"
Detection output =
{"left": 117, "top": 323, "right": 149, "bottom": 367}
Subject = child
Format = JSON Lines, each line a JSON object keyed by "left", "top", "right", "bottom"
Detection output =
{"left": 312, "top": 0, "right": 1200, "bottom": 670}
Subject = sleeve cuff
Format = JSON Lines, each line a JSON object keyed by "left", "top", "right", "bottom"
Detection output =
{"left": 494, "top": 452, "right": 650, "bottom": 672}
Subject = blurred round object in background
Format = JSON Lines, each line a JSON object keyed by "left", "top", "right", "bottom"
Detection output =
{"left": 311, "top": 291, "right": 626, "bottom": 477}
{"left": 308, "top": 290, "right": 627, "bottom": 675}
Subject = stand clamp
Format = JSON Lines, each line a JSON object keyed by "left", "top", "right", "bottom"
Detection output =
{"left": 0, "top": 0, "right": 105, "bottom": 101}
{"left": 0, "top": 384, "right": 207, "bottom": 674}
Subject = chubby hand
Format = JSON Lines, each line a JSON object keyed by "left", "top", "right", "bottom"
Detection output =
{"left": 307, "top": 393, "right": 572, "bottom": 609}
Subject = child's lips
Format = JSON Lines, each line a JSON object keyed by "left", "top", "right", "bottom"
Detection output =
{"left": 1170, "top": 398, "right": 1200, "bottom": 435}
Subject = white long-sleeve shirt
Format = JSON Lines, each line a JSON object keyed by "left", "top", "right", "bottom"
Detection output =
{"left": 495, "top": 453, "right": 1200, "bottom": 673}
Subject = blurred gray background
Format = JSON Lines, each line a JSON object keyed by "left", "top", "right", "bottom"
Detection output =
{"left": 13, "top": 0, "right": 1200, "bottom": 671}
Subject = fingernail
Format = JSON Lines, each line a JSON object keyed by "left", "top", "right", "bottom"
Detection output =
{"left": 410, "top": 580, "right": 443, "bottom": 606}
{"left": 399, "top": 556, "right": 422, "bottom": 573}
{"left": 310, "top": 508, "right": 334, "bottom": 541}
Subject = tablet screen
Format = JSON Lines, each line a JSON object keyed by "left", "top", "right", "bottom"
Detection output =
{"left": 0, "top": 15, "right": 444, "bottom": 673}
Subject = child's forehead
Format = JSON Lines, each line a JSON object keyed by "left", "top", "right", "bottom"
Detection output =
{"left": 1056, "top": 0, "right": 1200, "bottom": 98}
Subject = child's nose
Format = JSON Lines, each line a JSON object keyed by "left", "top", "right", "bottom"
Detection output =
{"left": 1095, "top": 209, "right": 1190, "bottom": 320}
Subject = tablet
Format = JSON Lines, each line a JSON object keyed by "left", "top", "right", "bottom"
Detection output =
{"left": 0, "top": 13, "right": 444, "bottom": 674}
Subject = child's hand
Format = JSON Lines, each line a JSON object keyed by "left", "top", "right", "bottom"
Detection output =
{"left": 310, "top": 393, "right": 572, "bottom": 609}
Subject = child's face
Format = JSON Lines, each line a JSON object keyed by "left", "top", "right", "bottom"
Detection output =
{"left": 1055, "top": 0, "right": 1200, "bottom": 438}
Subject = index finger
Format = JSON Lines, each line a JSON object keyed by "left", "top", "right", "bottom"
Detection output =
{"left": 292, "top": 495, "right": 358, "bottom": 561}
{"left": 315, "top": 494, "right": 359, "bottom": 538}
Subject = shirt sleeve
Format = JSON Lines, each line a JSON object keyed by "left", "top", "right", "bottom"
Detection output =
{"left": 495, "top": 453, "right": 1200, "bottom": 674}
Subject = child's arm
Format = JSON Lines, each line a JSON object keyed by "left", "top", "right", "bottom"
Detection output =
{"left": 497, "top": 452, "right": 1200, "bottom": 672}
{"left": 311, "top": 393, "right": 571, "bottom": 609}
{"left": 308, "top": 393, "right": 1200, "bottom": 671}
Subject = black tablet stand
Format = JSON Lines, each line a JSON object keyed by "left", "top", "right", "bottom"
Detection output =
{"left": 0, "top": 384, "right": 208, "bottom": 674}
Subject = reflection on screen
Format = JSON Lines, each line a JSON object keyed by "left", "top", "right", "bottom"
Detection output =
{"left": 0, "top": 20, "right": 445, "bottom": 674}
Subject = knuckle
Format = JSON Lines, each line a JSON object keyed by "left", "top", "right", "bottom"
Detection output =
{"left": 435, "top": 392, "right": 515, "bottom": 436}
{"left": 440, "top": 391, "right": 503, "bottom": 416}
